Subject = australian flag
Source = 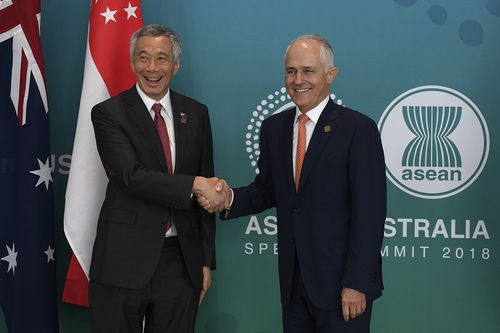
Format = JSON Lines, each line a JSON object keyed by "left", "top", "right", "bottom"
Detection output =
{"left": 0, "top": 0, "right": 58, "bottom": 331}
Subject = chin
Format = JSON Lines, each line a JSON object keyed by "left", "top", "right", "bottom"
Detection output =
{"left": 294, "top": 101, "right": 309, "bottom": 110}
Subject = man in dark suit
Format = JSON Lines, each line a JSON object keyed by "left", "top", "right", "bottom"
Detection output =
{"left": 89, "top": 24, "right": 222, "bottom": 333}
{"left": 200, "top": 35, "right": 386, "bottom": 332}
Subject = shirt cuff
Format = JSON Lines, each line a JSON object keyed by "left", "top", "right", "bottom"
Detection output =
{"left": 228, "top": 188, "right": 234, "bottom": 208}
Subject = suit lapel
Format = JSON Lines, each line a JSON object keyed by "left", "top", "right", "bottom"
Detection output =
{"left": 280, "top": 110, "right": 296, "bottom": 195}
{"left": 124, "top": 87, "right": 168, "bottom": 171}
{"left": 171, "top": 91, "right": 188, "bottom": 174}
{"left": 298, "top": 99, "right": 342, "bottom": 191}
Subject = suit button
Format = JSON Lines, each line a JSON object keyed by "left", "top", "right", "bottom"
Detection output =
{"left": 294, "top": 208, "right": 301, "bottom": 213}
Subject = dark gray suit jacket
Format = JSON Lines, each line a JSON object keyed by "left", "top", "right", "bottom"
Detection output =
{"left": 90, "top": 86, "right": 215, "bottom": 289}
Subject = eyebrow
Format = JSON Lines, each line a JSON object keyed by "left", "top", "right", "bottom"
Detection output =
{"left": 286, "top": 66, "right": 315, "bottom": 70}
{"left": 136, "top": 50, "right": 170, "bottom": 55}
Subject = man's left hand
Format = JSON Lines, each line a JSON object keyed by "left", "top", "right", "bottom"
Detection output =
{"left": 199, "top": 266, "right": 212, "bottom": 304}
{"left": 341, "top": 287, "right": 366, "bottom": 321}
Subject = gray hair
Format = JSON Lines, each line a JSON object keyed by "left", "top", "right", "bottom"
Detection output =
{"left": 130, "top": 24, "right": 182, "bottom": 61}
{"left": 284, "top": 34, "right": 335, "bottom": 72}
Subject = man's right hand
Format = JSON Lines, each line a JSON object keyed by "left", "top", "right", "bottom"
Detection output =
{"left": 193, "top": 177, "right": 231, "bottom": 213}
{"left": 194, "top": 178, "right": 232, "bottom": 213}
{"left": 215, "top": 179, "right": 232, "bottom": 209}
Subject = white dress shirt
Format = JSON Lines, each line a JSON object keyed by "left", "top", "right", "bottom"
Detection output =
{"left": 292, "top": 96, "right": 330, "bottom": 175}
{"left": 136, "top": 84, "right": 178, "bottom": 237}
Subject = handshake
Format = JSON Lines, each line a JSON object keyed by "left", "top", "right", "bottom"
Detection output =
{"left": 193, "top": 176, "right": 232, "bottom": 213}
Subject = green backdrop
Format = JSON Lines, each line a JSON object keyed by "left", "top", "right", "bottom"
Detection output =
{"left": 2, "top": 0, "right": 499, "bottom": 332}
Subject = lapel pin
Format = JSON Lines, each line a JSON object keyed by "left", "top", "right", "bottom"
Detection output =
{"left": 179, "top": 112, "right": 188, "bottom": 124}
{"left": 323, "top": 125, "right": 332, "bottom": 133}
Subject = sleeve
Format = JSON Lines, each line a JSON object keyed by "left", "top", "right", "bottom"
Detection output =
{"left": 195, "top": 105, "right": 216, "bottom": 269}
{"left": 342, "top": 117, "right": 387, "bottom": 294}
{"left": 91, "top": 103, "right": 195, "bottom": 210}
{"left": 221, "top": 119, "right": 276, "bottom": 219}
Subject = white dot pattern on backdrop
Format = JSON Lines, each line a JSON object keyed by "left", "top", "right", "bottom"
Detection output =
{"left": 245, "top": 88, "right": 344, "bottom": 174}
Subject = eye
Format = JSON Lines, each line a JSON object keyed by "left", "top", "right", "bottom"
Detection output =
{"left": 137, "top": 55, "right": 149, "bottom": 62}
{"left": 286, "top": 69, "right": 296, "bottom": 76}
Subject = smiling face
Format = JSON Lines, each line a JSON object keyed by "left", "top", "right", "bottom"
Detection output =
{"left": 131, "top": 35, "right": 180, "bottom": 101}
{"left": 285, "top": 39, "right": 337, "bottom": 113}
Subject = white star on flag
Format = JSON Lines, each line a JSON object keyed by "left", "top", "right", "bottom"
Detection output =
{"left": 100, "top": 6, "right": 117, "bottom": 24}
{"left": 124, "top": 2, "right": 137, "bottom": 19}
{"left": 0, "top": 1, "right": 13, "bottom": 11}
{"left": 44, "top": 245, "right": 55, "bottom": 263}
{"left": 30, "top": 157, "right": 53, "bottom": 190}
{"left": 1, "top": 243, "right": 18, "bottom": 275}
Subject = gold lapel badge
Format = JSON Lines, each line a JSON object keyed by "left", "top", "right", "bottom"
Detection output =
{"left": 323, "top": 124, "right": 332, "bottom": 133}
{"left": 179, "top": 112, "right": 188, "bottom": 124}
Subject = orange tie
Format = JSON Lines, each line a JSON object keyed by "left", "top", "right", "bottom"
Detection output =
{"left": 295, "top": 113, "right": 309, "bottom": 191}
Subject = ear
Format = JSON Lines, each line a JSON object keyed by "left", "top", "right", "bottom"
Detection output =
{"left": 173, "top": 59, "right": 181, "bottom": 75}
{"left": 327, "top": 67, "right": 338, "bottom": 85}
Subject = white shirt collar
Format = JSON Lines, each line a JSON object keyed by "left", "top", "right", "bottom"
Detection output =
{"left": 294, "top": 95, "right": 330, "bottom": 124}
{"left": 135, "top": 84, "right": 173, "bottom": 119}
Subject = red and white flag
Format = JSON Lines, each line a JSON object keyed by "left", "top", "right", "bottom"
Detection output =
{"left": 62, "top": 0, "right": 143, "bottom": 306}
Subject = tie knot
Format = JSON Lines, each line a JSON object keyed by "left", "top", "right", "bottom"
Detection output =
{"left": 298, "top": 113, "right": 309, "bottom": 124}
{"left": 152, "top": 103, "right": 162, "bottom": 114}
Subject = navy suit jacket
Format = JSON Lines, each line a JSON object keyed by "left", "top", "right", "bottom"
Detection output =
{"left": 225, "top": 99, "right": 386, "bottom": 310}
{"left": 90, "top": 86, "right": 215, "bottom": 290}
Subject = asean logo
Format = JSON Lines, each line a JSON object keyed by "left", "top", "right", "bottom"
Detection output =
{"left": 246, "top": 88, "right": 344, "bottom": 174}
{"left": 378, "top": 85, "right": 489, "bottom": 199}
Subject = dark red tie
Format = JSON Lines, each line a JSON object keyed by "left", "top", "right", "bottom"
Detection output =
{"left": 152, "top": 103, "right": 173, "bottom": 231}
{"left": 152, "top": 103, "right": 173, "bottom": 174}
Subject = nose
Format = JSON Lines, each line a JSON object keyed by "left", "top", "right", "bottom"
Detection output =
{"left": 145, "top": 58, "right": 158, "bottom": 71}
{"left": 294, "top": 71, "right": 304, "bottom": 85}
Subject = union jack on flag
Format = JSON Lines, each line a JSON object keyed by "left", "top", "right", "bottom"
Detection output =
{"left": 0, "top": 0, "right": 58, "bottom": 331}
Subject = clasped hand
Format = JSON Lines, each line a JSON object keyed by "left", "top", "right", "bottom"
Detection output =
{"left": 193, "top": 176, "right": 232, "bottom": 213}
